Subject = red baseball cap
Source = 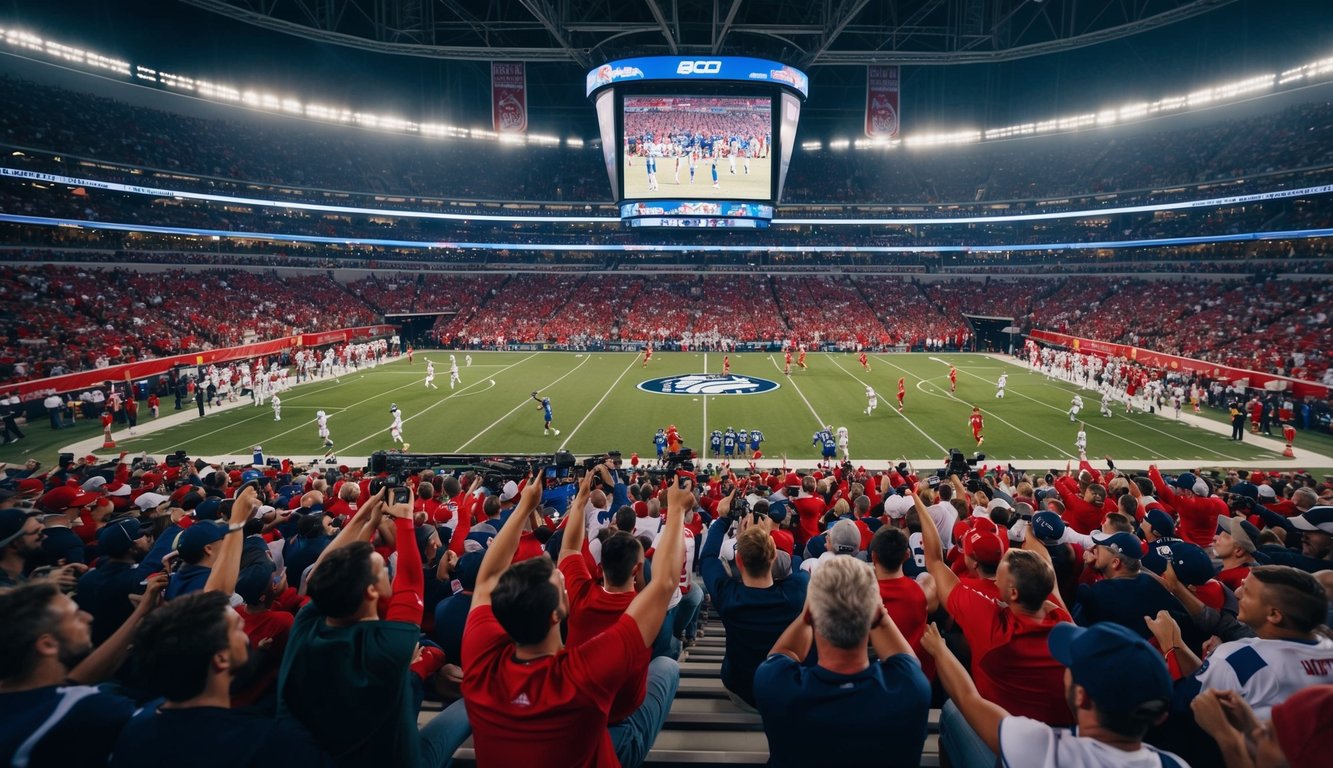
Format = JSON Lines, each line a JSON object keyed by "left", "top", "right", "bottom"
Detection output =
{"left": 38, "top": 486, "right": 99, "bottom": 512}
{"left": 963, "top": 524, "right": 1009, "bottom": 566}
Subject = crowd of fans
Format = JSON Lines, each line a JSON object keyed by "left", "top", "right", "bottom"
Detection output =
{"left": 1, "top": 445, "right": 1330, "bottom": 767}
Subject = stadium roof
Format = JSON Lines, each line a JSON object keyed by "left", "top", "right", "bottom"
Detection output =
{"left": 178, "top": 0, "right": 1242, "bottom": 67}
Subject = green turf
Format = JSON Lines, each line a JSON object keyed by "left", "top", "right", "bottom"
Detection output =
{"left": 2, "top": 351, "right": 1294, "bottom": 468}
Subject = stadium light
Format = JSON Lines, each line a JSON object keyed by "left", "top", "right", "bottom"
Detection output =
{"left": 800, "top": 140, "right": 822, "bottom": 151}
{"left": 828, "top": 139, "right": 850, "bottom": 150}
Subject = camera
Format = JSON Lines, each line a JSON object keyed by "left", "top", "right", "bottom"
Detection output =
{"left": 391, "top": 486, "right": 411, "bottom": 505}
{"left": 947, "top": 449, "right": 984, "bottom": 477}
{"left": 165, "top": 450, "right": 188, "bottom": 468}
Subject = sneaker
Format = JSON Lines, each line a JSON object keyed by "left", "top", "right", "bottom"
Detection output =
{"left": 554, "top": 429, "right": 560, "bottom": 436}
{"left": 544, "top": 429, "right": 550, "bottom": 435}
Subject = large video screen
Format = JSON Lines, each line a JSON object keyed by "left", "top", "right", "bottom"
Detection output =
{"left": 621, "top": 95, "right": 773, "bottom": 201}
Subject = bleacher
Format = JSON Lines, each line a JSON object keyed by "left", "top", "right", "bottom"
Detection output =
{"left": 431, "top": 608, "right": 943, "bottom": 767}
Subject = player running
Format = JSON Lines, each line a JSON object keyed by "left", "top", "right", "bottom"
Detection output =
{"left": 389, "top": 404, "right": 408, "bottom": 450}
{"left": 642, "top": 343, "right": 653, "bottom": 368}
{"left": 316, "top": 410, "right": 333, "bottom": 455}
{"left": 865, "top": 385, "right": 878, "bottom": 415}
{"left": 797, "top": 345, "right": 807, "bottom": 370}
{"left": 711, "top": 157, "right": 719, "bottom": 189}
{"left": 859, "top": 351, "right": 870, "bottom": 372}
{"left": 949, "top": 366, "right": 957, "bottom": 393}
{"left": 406, "top": 345, "right": 414, "bottom": 364}
{"left": 1075, "top": 423, "right": 1088, "bottom": 459}
{"left": 425, "top": 359, "right": 439, "bottom": 389}
{"left": 532, "top": 392, "right": 559, "bottom": 436}
{"left": 449, "top": 355, "right": 462, "bottom": 390}
{"left": 814, "top": 426, "right": 837, "bottom": 464}
{"left": 271, "top": 393, "right": 281, "bottom": 422}
{"left": 995, "top": 373, "right": 1007, "bottom": 399}
{"left": 1100, "top": 390, "right": 1114, "bottom": 418}
{"left": 654, "top": 428, "right": 668, "bottom": 462}
{"left": 970, "top": 407, "right": 985, "bottom": 447}
{"left": 783, "top": 349, "right": 793, "bottom": 375}
{"left": 1069, "top": 395, "right": 1083, "bottom": 422}
{"left": 897, "top": 377, "right": 907, "bottom": 411}
{"left": 836, "top": 426, "right": 850, "bottom": 461}
{"left": 722, "top": 355, "right": 731, "bottom": 375}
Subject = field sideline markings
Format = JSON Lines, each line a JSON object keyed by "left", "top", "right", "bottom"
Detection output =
{"left": 935, "top": 356, "right": 1245, "bottom": 462}
{"left": 558, "top": 355, "right": 642, "bottom": 450}
{"left": 454, "top": 354, "right": 595, "bottom": 452}
{"left": 702, "top": 352, "right": 708, "bottom": 449}
{"left": 826, "top": 354, "right": 947, "bottom": 454}
{"left": 768, "top": 355, "right": 824, "bottom": 427}
{"left": 335, "top": 353, "right": 542, "bottom": 454}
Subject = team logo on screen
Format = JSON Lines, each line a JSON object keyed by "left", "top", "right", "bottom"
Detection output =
{"left": 638, "top": 374, "right": 779, "bottom": 396}
{"left": 676, "top": 60, "right": 723, "bottom": 75}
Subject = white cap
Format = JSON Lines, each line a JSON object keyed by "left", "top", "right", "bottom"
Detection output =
{"left": 81, "top": 476, "right": 108, "bottom": 492}
{"left": 1192, "top": 480, "right": 1210, "bottom": 496}
{"left": 500, "top": 481, "right": 520, "bottom": 503}
{"left": 135, "top": 492, "right": 170, "bottom": 512}
{"left": 987, "top": 498, "right": 1013, "bottom": 513}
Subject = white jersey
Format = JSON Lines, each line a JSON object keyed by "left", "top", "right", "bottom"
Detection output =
{"left": 836, "top": 427, "right": 849, "bottom": 445}
{"left": 390, "top": 412, "right": 403, "bottom": 431}
{"left": 998, "top": 716, "right": 1188, "bottom": 768}
{"left": 1075, "top": 430, "right": 1087, "bottom": 450}
{"left": 866, "top": 387, "right": 877, "bottom": 403}
{"left": 1191, "top": 635, "right": 1333, "bottom": 719}
{"left": 317, "top": 412, "right": 329, "bottom": 436}
{"left": 997, "top": 374, "right": 1008, "bottom": 390}
{"left": 426, "top": 363, "right": 435, "bottom": 379}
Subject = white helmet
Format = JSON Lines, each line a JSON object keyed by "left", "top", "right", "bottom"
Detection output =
{"left": 316, "top": 410, "right": 325, "bottom": 417}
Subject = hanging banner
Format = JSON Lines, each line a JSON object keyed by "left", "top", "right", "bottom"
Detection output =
{"left": 491, "top": 61, "right": 528, "bottom": 134}
{"left": 865, "top": 65, "right": 900, "bottom": 139}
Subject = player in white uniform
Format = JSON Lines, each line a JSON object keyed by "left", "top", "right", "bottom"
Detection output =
{"left": 316, "top": 410, "right": 333, "bottom": 455}
{"left": 995, "top": 373, "right": 1008, "bottom": 399}
{"left": 1068, "top": 395, "right": 1083, "bottom": 422}
{"left": 1074, "top": 424, "right": 1087, "bottom": 458}
{"left": 389, "top": 404, "right": 409, "bottom": 450}
{"left": 271, "top": 393, "right": 281, "bottom": 422}
{"left": 449, "top": 355, "right": 461, "bottom": 390}
{"left": 424, "top": 360, "right": 438, "bottom": 389}
{"left": 865, "top": 386, "right": 878, "bottom": 415}
{"left": 465, "top": 354, "right": 473, "bottom": 367}
{"left": 1100, "top": 390, "right": 1114, "bottom": 418}
{"left": 836, "top": 426, "right": 850, "bottom": 461}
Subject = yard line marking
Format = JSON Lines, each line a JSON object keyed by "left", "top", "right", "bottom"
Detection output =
{"left": 559, "top": 355, "right": 641, "bottom": 449}
{"left": 702, "top": 352, "right": 708, "bottom": 450}
{"left": 939, "top": 357, "right": 1243, "bottom": 462}
{"left": 914, "top": 377, "right": 1075, "bottom": 460}
{"left": 454, "top": 354, "right": 594, "bottom": 452}
{"left": 768, "top": 355, "right": 824, "bottom": 426}
{"left": 162, "top": 376, "right": 365, "bottom": 449}
{"left": 336, "top": 353, "right": 541, "bottom": 454}
{"left": 826, "top": 354, "right": 947, "bottom": 454}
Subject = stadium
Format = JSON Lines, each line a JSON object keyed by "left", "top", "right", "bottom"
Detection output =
{"left": 1, "top": 0, "right": 1331, "bottom": 766}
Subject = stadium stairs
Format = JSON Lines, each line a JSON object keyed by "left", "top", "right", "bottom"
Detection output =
{"left": 435, "top": 609, "right": 943, "bottom": 767}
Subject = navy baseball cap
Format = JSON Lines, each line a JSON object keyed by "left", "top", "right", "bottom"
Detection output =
{"left": 1031, "top": 511, "right": 1066, "bottom": 545}
{"left": 97, "top": 518, "right": 147, "bottom": 557}
{"left": 1166, "top": 541, "right": 1216, "bottom": 587}
{"left": 1048, "top": 622, "right": 1172, "bottom": 713}
{"left": 1144, "top": 508, "right": 1176, "bottom": 538}
{"left": 1290, "top": 506, "right": 1333, "bottom": 534}
{"left": 1090, "top": 530, "right": 1143, "bottom": 560}
{"left": 175, "top": 522, "right": 226, "bottom": 560}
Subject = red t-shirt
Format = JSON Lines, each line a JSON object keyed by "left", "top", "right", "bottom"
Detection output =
{"left": 769, "top": 529, "right": 794, "bottom": 556}
{"left": 233, "top": 605, "right": 294, "bottom": 709}
{"left": 792, "top": 496, "right": 827, "bottom": 546}
{"left": 947, "top": 585, "right": 1074, "bottom": 726}
{"left": 462, "top": 606, "right": 649, "bottom": 768}
{"left": 878, "top": 576, "right": 934, "bottom": 680}
{"left": 1216, "top": 564, "right": 1250, "bottom": 592}
{"left": 558, "top": 555, "right": 646, "bottom": 722}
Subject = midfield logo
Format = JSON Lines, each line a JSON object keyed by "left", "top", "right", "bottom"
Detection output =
{"left": 638, "top": 374, "right": 780, "bottom": 396}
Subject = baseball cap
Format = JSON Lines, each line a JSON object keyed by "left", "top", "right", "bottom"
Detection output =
{"left": 827, "top": 519, "right": 861, "bottom": 554}
{"left": 1030, "top": 511, "right": 1066, "bottom": 545}
{"left": 1215, "top": 515, "right": 1259, "bottom": 554}
{"left": 37, "top": 486, "right": 99, "bottom": 512}
{"left": 81, "top": 476, "right": 108, "bottom": 492}
{"left": 986, "top": 498, "right": 1013, "bottom": 514}
{"left": 1290, "top": 506, "right": 1333, "bottom": 534}
{"left": 1165, "top": 541, "right": 1215, "bottom": 587}
{"left": 1090, "top": 530, "right": 1143, "bottom": 560}
{"left": 500, "top": 481, "right": 519, "bottom": 503}
{"left": 175, "top": 522, "right": 226, "bottom": 560}
{"left": 963, "top": 523, "right": 1009, "bottom": 565}
{"left": 135, "top": 492, "right": 170, "bottom": 513}
{"left": 97, "top": 518, "right": 147, "bottom": 557}
{"left": 784, "top": 472, "right": 801, "bottom": 489}
{"left": 1144, "top": 508, "right": 1177, "bottom": 538}
{"left": 0, "top": 508, "right": 36, "bottom": 548}
{"left": 1257, "top": 485, "right": 1277, "bottom": 501}
{"left": 1173, "top": 472, "right": 1197, "bottom": 492}
{"left": 1047, "top": 622, "right": 1172, "bottom": 714}
{"left": 453, "top": 550, "right": 484, "bottom": 591}
{"left": 104, "top": 482, "right": 132, "bottom": 498}
{"left": 1271, "top": 684, "right": 1333, "bottom": 768}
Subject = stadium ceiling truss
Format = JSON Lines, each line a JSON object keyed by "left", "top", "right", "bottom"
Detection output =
{"left": 179, "top": 0, "right": 1238, "bottom": 68}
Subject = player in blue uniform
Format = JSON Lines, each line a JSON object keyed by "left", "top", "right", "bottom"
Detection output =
{"left": 749, "top": 429, "right": 764, "bottom": 456}
{"left": 736, "top": 428, "right": 750, "bottom": 459}
{"left": 814, "top": 426, "right": 836, "bottom": 462}
{"left": 710, "top": 157, "right": 719, "bottom": 189}
{"left": 654, "top": 428, "right": 668, "bottom": 460}
{"left": 709, "top": 429, "right": 723, "bottom": 457}
{"left": 532, "top": 391, "right": 558, "bottom": 436}
{"left": 722, "top": 427, "right": 737, "bottom": 459}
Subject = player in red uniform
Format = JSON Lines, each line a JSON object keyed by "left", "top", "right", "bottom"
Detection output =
{"left": 797, "top": 345, "right": 807, "bottom": 370}
{"left": 666, "top": 424, "right": 682, "bottom": 454}
{"left": 406, "top": 345, "right": 414, "bottom": 364}
{"left": 969, "top": 407, "right": 984, "bottom": 447}
{"left": 722, "top": 355, "right": 731, "bottom": 375}
{"left": 949, "top": 366, "right": 957, "bottom": 393}
{"left": 642, "top": 343, "right": 653, "bottom": 368}
{"left": 897, "top": 377, "right": 906, "bottom": 411}
{"left": 859, "top": 351, "right": 870, "bottom": 371}
{"left": 783, "top": 350, "right": 792, "bottom": 375}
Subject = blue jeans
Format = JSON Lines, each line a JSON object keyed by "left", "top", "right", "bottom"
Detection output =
{"left": 674, "top": 584, "right": 704, "bottom": 640}
{"left": 940, "top": 699, "right": 998, "bottom": 768}
{"left": 419, "top": 698, "right": 471, "bottom": 768}
{"left": 652, "top": 606, "right": 680, "bottom": 659}
{"left": 610, "top": 656, "right": 680, "bottom": 768}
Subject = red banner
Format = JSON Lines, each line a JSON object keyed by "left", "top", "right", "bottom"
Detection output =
{"left": 491, "top": 62, "right": 528, "bottom": 134}
{"left": 12, "top": 325, "right": 397, "bottom": 402}
{"left": 865, "top": 65, "right": 900, "bottom": 139}
{"left": 1028, "top": 330, "right": 1328, "bottom": 400}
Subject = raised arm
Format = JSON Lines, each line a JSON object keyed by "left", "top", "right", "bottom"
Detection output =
{"left": 68, "top": 572, "right": 168, "bottom": 685}
{"left": 624, "top": 477, "right": 688, "bottom": 646}
{"left": 447, "top": 476, "right": 483, "bottom": 556}
{"left": 384, "top": 487, "right": 424, "bottom": 625}
{"left": 314, "top": 486, "right": 386, "bottom": 569}
{"left": 920, "top": 622, "right": 1007, "bottom": 755}
{"left": 913, "top": 482, "right": 960, "bottom": 606}
{"left": 203, "top": 485, "right": 259, "bottom": 595}
{"left": 558, "top": 472, "right": 594, "bottom": 563}
{"left": 473, "top": 476, "right": 542, "bottom": 609}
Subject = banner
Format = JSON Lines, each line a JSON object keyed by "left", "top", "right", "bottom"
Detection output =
{"left": 1028, "top": 330, "right": 1328, "bottom": 400}
{"left": 491, "top": 62, "right": 528, "bottom": 134}
{"left": 865, "top": 65, "right": 900, "bottom": 139}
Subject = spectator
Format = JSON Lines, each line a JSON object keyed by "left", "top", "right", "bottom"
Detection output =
{"left": 868, "top": 525, "right": 937, "bottom": 679}
{"left": 1190, "top": 685, "right": 1333, "bottom": 768}
{"left": 0, "top": 507, "right": 46, "bottom": 587}
{"left": 461, "top": 476, "right": 685, "bottom": 767}
{"left": 278, "top": 487, "right": 471, "bottom": 767}
{"left": 1073, "top": 530, "right": 1188, "bottom": 643}
{"left": 922, "top": 621, "right": 1182, "bottom": 767}
{"left": 701, "top": 494, "right": 809, "bottom": 711}
{"left": 754, "top": 555, "right": 930, "bottom": 767}
{"left": 76, "top": 517, "right": 155, "bottom": 645}
{"left": 1213, "top": 516, "right": 1261, "bottom": 591}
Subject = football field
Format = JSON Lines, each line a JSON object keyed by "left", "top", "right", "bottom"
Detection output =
{"left": 51, "top": 350, "right": 1311, "bottom": 470}
{"left": 621, "top": 154, "right": 771, "bottom": 201}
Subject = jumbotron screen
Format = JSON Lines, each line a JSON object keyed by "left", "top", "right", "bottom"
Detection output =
{"left": 620, "top": 95, "right": 772, "bottom": 201}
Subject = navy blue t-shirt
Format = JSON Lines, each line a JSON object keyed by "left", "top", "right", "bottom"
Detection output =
{"left": 77, "top": 560, "right": 152, "bottom": 645}
{"left": 1074, "top": 572, "right": 1189, "bottom": 642}
{"left": 754, "top": 653, "right": 931, "bottom": 768}
{"left": 0, "top": 685, "right": 134, "bottom": 768}
{"left": 109, "top": 705, "right": 330, "bottom": 767}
